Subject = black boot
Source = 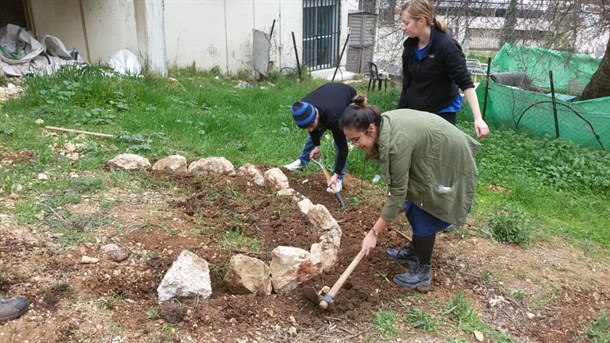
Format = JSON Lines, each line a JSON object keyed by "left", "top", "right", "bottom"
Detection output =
{"left": 393, "top": 263, "right": 432, "bottom": 288}
{"left": 385, "top": 243, "right": 419, "bottom": 270}
{"left": 0, "top": 296, "right": 29, "bottom": 322}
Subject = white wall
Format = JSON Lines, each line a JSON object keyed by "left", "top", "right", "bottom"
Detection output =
{"left": 29, "top": 0, "right": 138, "bottom": 64}
{"left": 27, "top": 0, "right": 350, "bottom": 74}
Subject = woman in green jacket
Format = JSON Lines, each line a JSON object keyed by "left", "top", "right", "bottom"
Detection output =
{"left": 340, "top": 96, "right": 480, "bottom": 288}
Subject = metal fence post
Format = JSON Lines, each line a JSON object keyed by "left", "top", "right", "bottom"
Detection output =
{"left": 549, "top": 70, "right": 559, "bottom": 138}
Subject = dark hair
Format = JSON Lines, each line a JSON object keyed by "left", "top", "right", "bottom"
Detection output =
{"left": 339, "top": 94, "right": 381, "bottom": 131}
{"left": 401, "top": 0, "right": 448, "bottom": 33}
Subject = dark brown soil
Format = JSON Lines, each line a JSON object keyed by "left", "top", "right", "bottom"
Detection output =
{"left": 0, "top": 168, "right": 608, "bottom": 342}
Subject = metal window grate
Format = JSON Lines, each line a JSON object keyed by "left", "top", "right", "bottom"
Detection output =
{"left": 1, "top": 0, "right": 28, "bottom": 29}
{"left": 303, "top": 0, "right": 341, "bottom": 71}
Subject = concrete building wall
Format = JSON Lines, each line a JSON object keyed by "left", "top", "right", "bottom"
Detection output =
{"left": 26, "top": 0, "right": 349, "bottom": 74}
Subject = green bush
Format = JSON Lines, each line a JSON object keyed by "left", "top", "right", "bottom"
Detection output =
{"left": 488, "top": 206, "right": 530, "bottom": 245}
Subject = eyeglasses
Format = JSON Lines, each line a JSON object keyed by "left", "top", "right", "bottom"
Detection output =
{"left": 349, "top": 129, "right": 369, "bottom": 146}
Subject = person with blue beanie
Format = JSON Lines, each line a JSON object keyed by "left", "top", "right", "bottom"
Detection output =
{"left": 284, "top": 83, "right": 357, "bottom": 192}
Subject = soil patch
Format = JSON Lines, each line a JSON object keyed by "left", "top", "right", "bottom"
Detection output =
{"left": 0, "top": 169, "right": 608, "bottom": 342}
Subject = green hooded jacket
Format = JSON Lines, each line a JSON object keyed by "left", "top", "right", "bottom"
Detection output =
{"left": 372, "top": 109, "right": 481, "bottom": 225}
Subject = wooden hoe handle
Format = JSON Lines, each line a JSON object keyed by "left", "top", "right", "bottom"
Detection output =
{"left": 320, "top": 250, "right": 366, "bottom": 309}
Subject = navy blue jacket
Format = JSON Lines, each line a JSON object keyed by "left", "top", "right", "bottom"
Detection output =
{"left": 302, "top": 83, "right": 356, "bottom": 175}
{"left": 397, "top": 27, "right": 474, "bottom": 112}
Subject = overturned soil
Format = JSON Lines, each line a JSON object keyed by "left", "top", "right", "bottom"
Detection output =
{"left": 1, "top": 168, "right": 609, "bottom": 342}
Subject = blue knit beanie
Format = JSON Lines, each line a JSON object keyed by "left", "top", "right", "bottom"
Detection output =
{"left": 291, "top": 101, "right": 316, "bottom": 128}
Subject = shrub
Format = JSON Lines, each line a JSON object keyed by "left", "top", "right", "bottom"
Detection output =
{"left": 488, "top": 206, "right": 530, "bottom": 245}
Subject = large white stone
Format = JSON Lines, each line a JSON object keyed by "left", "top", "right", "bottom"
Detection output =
{"left": 107, "top": 153, "right": 151, "bottom": 171}
{"left": 270, "top": 246, "right": 321, "bottom": 295}
{"left": 264, "top": 168, "right": 289, "bottom": 191}
{"left": 297, "top": 198, "right": 314, "bottom": 214}
{"left": 307, "top": 204, "right": 339, "bottom": 232}
{"left": 237, "top": 164, "right": 265, "bottom": 186}
{"left": 310, "top": 241, "right": 339, "bottom": 272}
{"left": 157, "top": 250, "right": 212, "bottom": 301}
{"left": 188, "top": 157, "right": 235, "bottom": 176}
{"left": 153, "top": 155, "right": 188, "bottom": 173}
{"left": 223, "top": 254, "right": 272, "bottom": 295}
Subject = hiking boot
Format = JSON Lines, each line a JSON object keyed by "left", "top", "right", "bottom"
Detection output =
{"left": 284, "top": 159, "right": 305, "bottom": 171}
{"left": 393, "top": 263, "right": 432, "bottom": 288}
{"left": 0, "top": 296, "right": 29, "bottom": 322}
{"left": 385, "top": 244, "right": 419, "bottom": 270}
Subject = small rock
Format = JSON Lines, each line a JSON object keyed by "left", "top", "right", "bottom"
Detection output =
{"left": 100, "top": 243, "right": 120, "bottom": 254}
{"left": 473, "top": 330, "right": 484, "bottom": 341}
{"left": 592, "top": 292, "right": 600, "bottom": 302}
{"left": 112, "top": 249, "right": 130, "bottom": 262}
{"left": 289, "top": 315, "right": 296, "bottom": 324}
{"left": 37, "top": 173, "right": 49, "bottom": 180}
{"left": 81, "top": 256, "right": 99, "bottom": 264}
{"left": 288, "top": 326, "right": 297, "bottom": 336}
{"left": 35, "top": 119, "right": 44, "bottom": 125}
{"left": 526, "top": 312, "right": 535, "bottom": 319}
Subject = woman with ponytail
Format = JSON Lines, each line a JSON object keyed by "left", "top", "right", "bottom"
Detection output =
{"left": 340, "top": 96, "right": 480, "bottom": 288}
{"left": 397, "top": 0, "right": 489, "bottom": 139}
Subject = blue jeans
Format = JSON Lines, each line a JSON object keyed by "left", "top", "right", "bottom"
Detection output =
{"left": 298, "top": 128, "right": 347, "bottom": 181}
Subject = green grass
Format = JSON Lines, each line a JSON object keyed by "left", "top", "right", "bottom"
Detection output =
{"left": 371, "top": 309, "right": 400, "bottom": 339}
{"left": 1, "top": 66, "right": 608, "bottom": 250}
{"left": 587, "top": 310, "right": 610, "bottom": 343}
{"left": 220, "top": 228, "right": 260, "bottom": 252}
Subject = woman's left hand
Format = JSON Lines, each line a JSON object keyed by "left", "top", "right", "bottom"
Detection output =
{"left": 328, "top": 173, "right": 339, "bottom": 189}
{"left": 474, "top": 118, "right": 489, "bottom": 138}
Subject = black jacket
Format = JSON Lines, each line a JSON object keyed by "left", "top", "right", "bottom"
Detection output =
{"left": 397, "top": 27, "right": 474, "bottom": 113}
{"left": 302, "top": 83, "right": 356, "bottom": 175}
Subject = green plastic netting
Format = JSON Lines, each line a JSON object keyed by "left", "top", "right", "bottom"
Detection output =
{"left": 467, "top": 44, "right": 609, "bottom": 150}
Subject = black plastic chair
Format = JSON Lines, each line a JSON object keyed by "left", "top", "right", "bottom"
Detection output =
{"left": 367, "top": 62, "right": 388, "bottom": 93}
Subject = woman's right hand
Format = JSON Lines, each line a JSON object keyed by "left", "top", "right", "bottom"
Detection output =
{"left": 361, "top": 230, "right": 378, "bottom": 256}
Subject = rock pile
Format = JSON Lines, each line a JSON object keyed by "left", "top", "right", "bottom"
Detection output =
{"left": 106, "top": 153, "right": 342, "bottom": 301}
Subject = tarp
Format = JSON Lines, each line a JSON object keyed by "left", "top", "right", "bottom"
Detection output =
{"left": 491, "top": 43, "right": 601, "bottom": 95}
{"left": 465, "top": 44, "right": 609, "bottom": 150}
{"left": 1, "top": 24, "right": 88, "bottom": 77}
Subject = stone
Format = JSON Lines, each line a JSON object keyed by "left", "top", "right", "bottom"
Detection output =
{"left": 223, "top": 254, "right": 272, "bottom": 295}
{"left": 157, "top": 250, "right": 212, "bottom": 301}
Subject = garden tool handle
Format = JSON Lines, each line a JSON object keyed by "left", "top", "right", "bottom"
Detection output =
{"left": 319, "top": 250, "right": 366, "bottom": 309}
{"left": 320, "top": 168, "right": 339, "bottom": 193}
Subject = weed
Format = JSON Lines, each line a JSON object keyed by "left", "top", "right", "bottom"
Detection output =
{"left": 407, "top": 307, "right": 437, "bottom": 332}
{"left": 161, "top": 323, "right": 177, "bottom": 341}
{"left": 509, "top": 289, "right": 526, "bottom": 300}
{"left": 142, "top": 250, "right": 158, "bottom": 260}
{"left": 371, "top": 309, "right": 399, "bottom": 338}
{"left": 447, "top": 291, "right": 478, "bottom": 332}
{"left": 98, "top": 293, "right": 125, "bottom": 310}
{"left": 220, "top": 228, "right": 260, "bottom": 252}
{"left": 528, "top": 285, "right": 559, "bottom": 312}
{"left": 209, "top": 263, "right": 228, "bottom": 280}
{"left": 587, "top": 310, "right": 610, "bottom": 343}
{"left": 481, "top": 270, "right": 495, "bottom": 284}
{"left": 488, "top": 206, "right": 530, "bottom": 245}
{"left": 146, "top": 309, "right": 160, "bottom": 320}
{"left": 110, "top": 324, "right": 122, "bottom": 337}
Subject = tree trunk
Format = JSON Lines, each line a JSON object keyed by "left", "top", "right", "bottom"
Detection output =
{"left": 581, "top": 36, "right": 610, "bottom": 100}
{"left": 500, "top": 0, "right": 519, "bottom": 46}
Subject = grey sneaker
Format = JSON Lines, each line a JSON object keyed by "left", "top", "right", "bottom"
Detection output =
{"left": 385, "top": 244, "right": 419, "bottom": 270}
{"left": 335, "top": 179, "right": 343, "bottom": 192}
{"left": 393, "top": 263, "right": 432, "bottom": 288}
{"left": 0, "top": 296, "right": 29, "bottom": 322}
{"left": 284, "top": 159, "right": 305, "bottom": 171}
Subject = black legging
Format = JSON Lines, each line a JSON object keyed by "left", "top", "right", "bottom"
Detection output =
{"left": 437, "top": 112, "right": 457, "bottom": 125}
{"left": 413, "top": 234, "right": 436, "bottom": 265}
